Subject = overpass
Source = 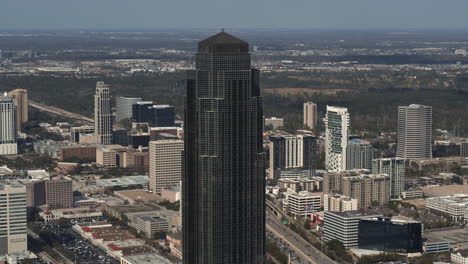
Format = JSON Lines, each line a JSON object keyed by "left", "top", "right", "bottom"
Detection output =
{"left": 29, "top": 100, "right": 94, "bottom": 125}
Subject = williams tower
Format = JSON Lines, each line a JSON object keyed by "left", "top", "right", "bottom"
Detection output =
{"left": 183, "top": 32, "right": 265, "bottom": 264}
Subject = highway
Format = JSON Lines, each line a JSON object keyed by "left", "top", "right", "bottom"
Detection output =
{"left": 28, "top": 228, "right": 75, "bottom": 264}
{"left": 29, "top": 100, "right": 94, "bottom": 124}
{"left": 266, "top": 214, "right": 336, "bottom": 264}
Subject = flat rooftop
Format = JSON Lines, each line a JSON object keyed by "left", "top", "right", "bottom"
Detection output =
{"left": 122, "top": 253, "right": 172, "bottom": 264}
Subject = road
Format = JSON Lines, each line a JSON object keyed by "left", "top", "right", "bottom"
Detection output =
{"left": 29, "top": 100, "right": 94, "bottom": 124}
{"left": 267, "top": 214, "right": 335, "bottom": 264}
{"left": 28, "top": 228, "right": 75, "bottom": 264}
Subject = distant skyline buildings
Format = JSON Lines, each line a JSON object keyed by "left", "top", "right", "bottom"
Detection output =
{"left": 0, "top": 92, "right": 17, "bottom": 155}
{"left": 397, "top": 104, "right": 432, "bottom": 160}
{"left": 303, "top": 102, "right": 318, "bottom": 130}
{"left": 372, "top": 157, "right": 405, "bottom": 198}
{"left": 324, "top": 106, "right": 349, "bottom": 172}
{"left": 94, "top": 81, "right": 113, "bottom": 145}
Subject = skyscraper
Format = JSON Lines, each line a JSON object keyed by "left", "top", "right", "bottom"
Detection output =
{"left": 94, "top": 81, "right": 113, "bottom": 145}
{"left": 183, "top": 32, "right": 265, "bottom": 264}
{"left": 303, "top": 102, "right": 318, "bottom": 130}
{"left": 372, "top": 157, "right": 405, "bottom": 198}
{"left": 0, "top": 182, "right": 27, "bottom": 255}
{"left": 324, "top": 106, "right": 349, "bottom": 172}
{"left": 346, "top": 139, "right": 373, "bottom": 170}
{"left": 7, "top": 89, "right": 28, "bottom": 132}
{"left": 397, "top": 104, "right": 432, "bottom": 160}
{"left": 149, "top": 140, "right": 183, "bottom": 193}
{"left": 116, "top": 96, "right": 141, "bottom": 122}
{"left": 0, "top": 92, "right": 17, "bottom": 155}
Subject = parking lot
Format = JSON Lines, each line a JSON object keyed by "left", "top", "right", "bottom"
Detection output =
{"left": 34, "top": 222, "right": 119, "bottom": 264}
{"left": 425, "top": 227, "right": 468, "bottom": 247}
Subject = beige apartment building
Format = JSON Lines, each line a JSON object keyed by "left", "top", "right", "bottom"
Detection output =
{"left": 149, "top": 140, "right": 183, "bottom": 193}
{"left": 8, "top": 89, "right": 28, "bottom": 132}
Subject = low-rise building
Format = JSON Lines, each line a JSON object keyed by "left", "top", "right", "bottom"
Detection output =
{"left": 451, "top": 248, "right": 468, "bottom": 264}
{"left": 282, "top": 191, "right": 321, "bottom": 217}
{"left": 426, "top": 194, "right": 468, "bottom": 221}
{"left": 134, "top": 215, "right": 169, "bottom": 238}
{"left": 401, "top": 188, "right": 423, "bottom": 199}
{"left": 121, "top": 253, "right": 172, "bottom": 264}
{"left": 323, "top": 210, "right": 382, "bottom": 249}
{"left": 160, "top": 185, "right": 181, "bottom": 203}
{"left": 264, "top": 117, "right": 284, "bottom": 129}
{"left": 423, "top": 237, "right": 450, "bottom": 253}
{"left": 40, "top": 207, "right": 103, "bottom": 223}
{"left": 96, "top": 176, "right": 149, "bottom": 190}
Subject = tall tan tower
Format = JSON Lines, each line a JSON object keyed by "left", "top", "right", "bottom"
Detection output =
{"left": 8, "top": 89, "right": 28, "bottom": 132}
{"left": 94, "top": 82, "right": 113, "bottom": 145}
{"left": 303, "top": 102, "right": 317, "bottom": 130}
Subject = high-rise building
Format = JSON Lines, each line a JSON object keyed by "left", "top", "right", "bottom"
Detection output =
{"left": 460, "top": 142, "right": 468, "bottom": 157}
{"left": 372, "top": 158, "right": 405, "bottom": 198}
{"left": 358, "top": 217, "right": 422, "bottom": 253}
{"left": 324, "top": 106, "right": 349, "bottom": 172}
{"left": 183, "top": 32, "right": 265, "bottom": 264}
{"left": 397, "top": 104, "right": 432, "bottom": 160}
{"left": 94, "top": 81, "right": 113, "bottom": 145}
{"left": 132, "top": 101, "right": 154, "bottom": 123}
{"left": 303, "top": 102, "right": 318, "bottom": 130}
{"left": 7, "top": 89, "right": 28, "bottom": 132}
{"left": 346, "top": 139, "right": 373, "bottom": 170}
{"left": 0, "top": 182, "right": 27, "bottom": 255}
{"left": 149, "top": 140, "right": 183, "bottom": 193}
{"left": 0, "top": 93, "right": 17, "bottom": 155}
{"left": 116, "top": 96, "right": 141, "bottom": 122}
{"left": 269, "top": 135, "right": 316, "bottom": 171}
{"left": 132, "top": 102, "right": 175, "bottom": 127}
{"left": 44, "top": 177, "right": 73, "bottom": 209}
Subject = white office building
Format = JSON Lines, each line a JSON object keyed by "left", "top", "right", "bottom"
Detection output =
{"left": 372, "top": 157, "right": 405, "bottom": 198}
{"left": 94, "top": 82, "right": 113, "bottom": 145}
{"left": 0, "top": 182, "right": 27, "bottom": 255}
{"left": 0, "top": 93, "right": 17, "bottom": 155}
{"left": 149, "top": 140, "right": 183, "bottom": 193}
{"left": 324, "top": 106, "right": 349, "bottom": 172}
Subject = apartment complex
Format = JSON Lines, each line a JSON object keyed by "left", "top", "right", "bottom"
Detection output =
{"left": 324, "top": 106, "right": 349, "bottom": 172}
{"left": 324, "top": 171, "right": 390, "bottom": 209}
{"left": 372, "top": 157, "right": 405, "bottom": 198}
{"left": 346, "top": 139, "right": 373, "bottom": 170}
{"left": 269, "top": 134, "right": 316, "bottom": 175}
{"left": 397, "top": 104, "right": 432, "bottom": 160}
{"left": 324, "top": 193, "right": 358, "bottom": 212}
{"left": 149, "top": 140, "right": 183, "bottom": 193}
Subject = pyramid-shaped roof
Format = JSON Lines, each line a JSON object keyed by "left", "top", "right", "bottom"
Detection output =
{"left": 198, "top": 32, "right": 249, "bottom": 54}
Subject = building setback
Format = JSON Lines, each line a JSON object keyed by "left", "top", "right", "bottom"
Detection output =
{"left": 397, "top": 104, "right": 432, "bottom": 160}
{"left": 183, "top": 32, "right": 265, "bottom": 264}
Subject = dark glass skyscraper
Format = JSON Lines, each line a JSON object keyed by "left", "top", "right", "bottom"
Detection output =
{"left": 183, "top": 32, "right": 265, "bottom": 264}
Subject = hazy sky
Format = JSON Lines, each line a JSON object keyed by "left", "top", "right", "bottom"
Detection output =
{"left": 2, "top": 0, "right": 468, "bottom": 30}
